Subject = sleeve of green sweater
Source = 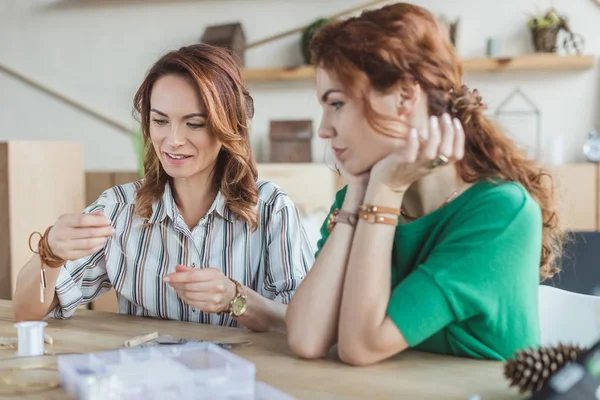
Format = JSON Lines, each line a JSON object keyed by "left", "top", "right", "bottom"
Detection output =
{"left": 314, "top": 186, "right": 347, "bottom": 258}
{"left": 387, "top": 183, "right": 543, "bottom": 347}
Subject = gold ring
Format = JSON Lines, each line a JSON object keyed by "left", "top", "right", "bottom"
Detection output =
{"left": 430, "top": 154, "right": 450, "bottom": 169}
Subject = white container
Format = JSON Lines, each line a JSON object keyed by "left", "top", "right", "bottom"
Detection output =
{"left": 58, "top": 342, "right": 256, "bottom": 400}
{"left": 14, "top": 321, "right": 47, "bottom": 357}
{"left": 542, "top": 135, "right": 566, "bottom": 166}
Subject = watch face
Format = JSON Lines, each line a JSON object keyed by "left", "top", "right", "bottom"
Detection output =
{"left": 231, "top": 296, "right": 248, "bottom": 316}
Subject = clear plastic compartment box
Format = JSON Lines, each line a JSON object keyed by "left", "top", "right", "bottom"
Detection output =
{"left": 58, "top": 342, "right": 256, "bottom": 400}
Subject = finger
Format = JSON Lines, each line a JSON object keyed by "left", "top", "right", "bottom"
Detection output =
{"left": 164, "top": 267, "right": 217, "bottom": 283}
{"left": 183, "top": 296, "right": 228, "bottom": 314}
{"left": 169, "top": 280, "right": 220, "bottom": 293}
{"left": 438, "top": 113, "right": 455, "bottom": 158}
{"left": 181, "top": 291, "right": 227, "bottom": 305}
{"left": 163, "top": 270, "right": 198, "bottom": 283}
{"left": 69, "top": 237, "right": 109, "bottom": 251}
{"left": 421, "top": 116, "right": 441, "bottom": 161}
{"left": 176, "top": 265, "right": 194, "bottom": 273}
{"left": 453, "top": 118, "right": 465, "bottom": 160}
{"left": 66, "top": 245, "right": 105, "bottom": 261}
{"left": 65, "top": 213, "right": 111, "bottom": 228}
{"left": 186, "top": 280, "right": 226, "bottom": 293}
{"left": 70, "top": 226, "right": 115, "bottom": 239}
{"left": 405, "top": 128, "right": 420, "bottom": 163}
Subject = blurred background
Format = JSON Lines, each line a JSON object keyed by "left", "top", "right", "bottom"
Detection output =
{"left": 2, "top": 0, "right": 599, "bottom": 170}
{"left": 1, "top": 0, "right": 600, "bottom": 304}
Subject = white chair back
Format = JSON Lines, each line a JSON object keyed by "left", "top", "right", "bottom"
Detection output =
{"left": 538, "top": 285, "right": 600, "bottom": 348}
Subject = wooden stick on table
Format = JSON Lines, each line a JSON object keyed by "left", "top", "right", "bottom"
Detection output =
{"left": 123, "top": 331, "right": 159, "bottom": 348}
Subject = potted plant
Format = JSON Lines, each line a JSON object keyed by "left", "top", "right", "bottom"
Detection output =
{"left": 527, "top": 9, "right": 563, "bottom": 52}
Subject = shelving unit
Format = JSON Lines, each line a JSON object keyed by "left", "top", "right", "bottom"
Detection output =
{"left": 242, "top": 54, "right": 595, "bottom": 82}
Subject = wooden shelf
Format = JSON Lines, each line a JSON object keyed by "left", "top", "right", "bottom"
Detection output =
{"left": 243, "top": 65, "right": 315, "bottom": 82}
{"left": 462, "top": 53, "right": 595, "bottom": 73}
{"left": 242, "top": 54, "right": 595, "bottom": 82}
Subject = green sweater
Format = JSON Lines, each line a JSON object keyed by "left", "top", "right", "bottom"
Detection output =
{"left": 316, "top": 180, "right": 542, "bottom": 360}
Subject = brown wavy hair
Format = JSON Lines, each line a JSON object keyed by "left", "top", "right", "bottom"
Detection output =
{"left": 133, "top": 44, "right": 259, "bottom": 230}
{"left": 311, "top": 3, "right": 561, "bottom": 280}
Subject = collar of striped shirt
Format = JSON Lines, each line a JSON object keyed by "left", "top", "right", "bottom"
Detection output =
{"left": 50, "top": 179, "right": 315, "bottom": 328}
{"left": 148, "top": 181, "right": 234, "bottom": 224}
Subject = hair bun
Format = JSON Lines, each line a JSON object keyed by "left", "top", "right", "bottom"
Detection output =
{"left": 451, "top": 85, "right": 486, "bottom": 121}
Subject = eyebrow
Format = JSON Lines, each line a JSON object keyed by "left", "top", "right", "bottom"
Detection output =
{"left": 150, "top": 108, "right": 207, "bottom": 119}
{"left": 321, "top": 89, "right": 343, "bottom": 102}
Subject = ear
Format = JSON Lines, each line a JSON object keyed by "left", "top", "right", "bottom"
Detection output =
{"left": 396, "top": 83, "right": 421, "bottom": 116}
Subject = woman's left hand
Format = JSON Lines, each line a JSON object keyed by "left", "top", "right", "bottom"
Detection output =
{"left": 163, "top": 265, "right": 236, "bottom": 313}
{"left": 369, "top": 114, "right": 465, "bottom": 194}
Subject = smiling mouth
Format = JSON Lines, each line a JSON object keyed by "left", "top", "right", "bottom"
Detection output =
{"left": 165, "top": 152, "right": 192, "bottom": 160}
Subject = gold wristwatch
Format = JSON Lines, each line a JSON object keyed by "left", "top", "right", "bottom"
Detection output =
{"left": 219, "top": 278, "right": 248, "bottom": 317}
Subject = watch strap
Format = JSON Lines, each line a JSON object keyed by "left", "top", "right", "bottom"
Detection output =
{"left": 218, "top": 278, "right": 246, "bottom": 316}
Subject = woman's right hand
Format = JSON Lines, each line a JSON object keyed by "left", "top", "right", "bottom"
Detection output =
{"left": 47, "top": 213, "right": 115, "bottom": 261}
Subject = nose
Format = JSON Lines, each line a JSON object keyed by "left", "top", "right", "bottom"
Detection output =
{"left": 318, "top": 119, "right": 335, "bottom": 139}
{"left": 167, "top": 124, "right": 186, "bottom": 147}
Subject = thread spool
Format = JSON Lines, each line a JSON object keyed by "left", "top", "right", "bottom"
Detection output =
{"left": 13, "top": 321, "right": 47, "bottom": 357}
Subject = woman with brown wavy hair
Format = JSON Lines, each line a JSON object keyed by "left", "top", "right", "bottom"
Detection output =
{"left": 287, "top": 3, "right": 561, "bottom": 364}
{"left": 13, "top": 44, "right": 313, "bottom": 332}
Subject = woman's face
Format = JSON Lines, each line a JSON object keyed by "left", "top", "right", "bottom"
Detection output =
{"left": 149, "top": 74, "right": 222, "bottom": 180}
{"left": 316, "top": 68, "right": 413, "bottom": 176}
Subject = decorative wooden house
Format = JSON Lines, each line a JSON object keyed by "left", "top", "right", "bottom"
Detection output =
{"left": 201, "top": 22, "right": 246, "bottom": 66}
{"left": 269, "top": 120, "right": 313, "bottom": 163}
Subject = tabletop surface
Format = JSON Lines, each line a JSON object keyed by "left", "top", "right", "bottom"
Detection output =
{"left": 0, "top": 300, "right": 524, "bottom": 400}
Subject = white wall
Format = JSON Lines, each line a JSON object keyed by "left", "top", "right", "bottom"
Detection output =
{"left": 1, "top": 0, "right": 599, "bottom": 171}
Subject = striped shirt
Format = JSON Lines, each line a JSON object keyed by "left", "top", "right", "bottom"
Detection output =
{"left": 50, "top": 180, "right": 315, "bottom": 327}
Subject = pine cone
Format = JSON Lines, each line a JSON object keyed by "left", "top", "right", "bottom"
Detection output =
{"left": 504, "top": 344, "right": 586, "bottom": 394}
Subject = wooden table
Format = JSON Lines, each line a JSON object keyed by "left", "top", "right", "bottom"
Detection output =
{"left": 0, "top": 300, "right": 524, "bottom": 399}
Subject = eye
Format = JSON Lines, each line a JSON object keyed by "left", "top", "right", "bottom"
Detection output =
{"left": 152, "top": 118, "right": 168, "bottom": 125}
{"left": 329, "top": 101, "right": 344, "bottom": 111}
{"left": 187, "top": 122, "right": 206, "bottom": 129}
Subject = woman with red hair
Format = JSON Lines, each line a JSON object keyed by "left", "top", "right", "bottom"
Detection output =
{"left": 14, "top": 44, "right": 313, "bottom": 332}
{"left": 287, "top": 3, "right": 561, "bottom": 365}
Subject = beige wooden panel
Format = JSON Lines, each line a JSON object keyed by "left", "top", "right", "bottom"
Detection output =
{"left": 85, "top": 172, "right": 112, "bottom": 206}
{"left": 4, "top": 141, "right": 85, "bottom": 298}
{"left": 257, "top": 163, "right": 337, "bottom": 217}
{"left": 90, "top": 289, "right": 119, "bottom": 313}
{"left": 547, "top": 163, "right": 597, "bottom": 231}
{"left": 113, "top": 171, "right": 140, "bottom": 186}
{"left": 0, "top": 145, "right": 10, "bottom": 299}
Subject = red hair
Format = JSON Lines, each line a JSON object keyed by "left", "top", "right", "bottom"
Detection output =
{"left": 311, "top": 3, "right": 560, "bottom": 280}
{"left": 133, "top": 44, "right": 259, "bottom": 230}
